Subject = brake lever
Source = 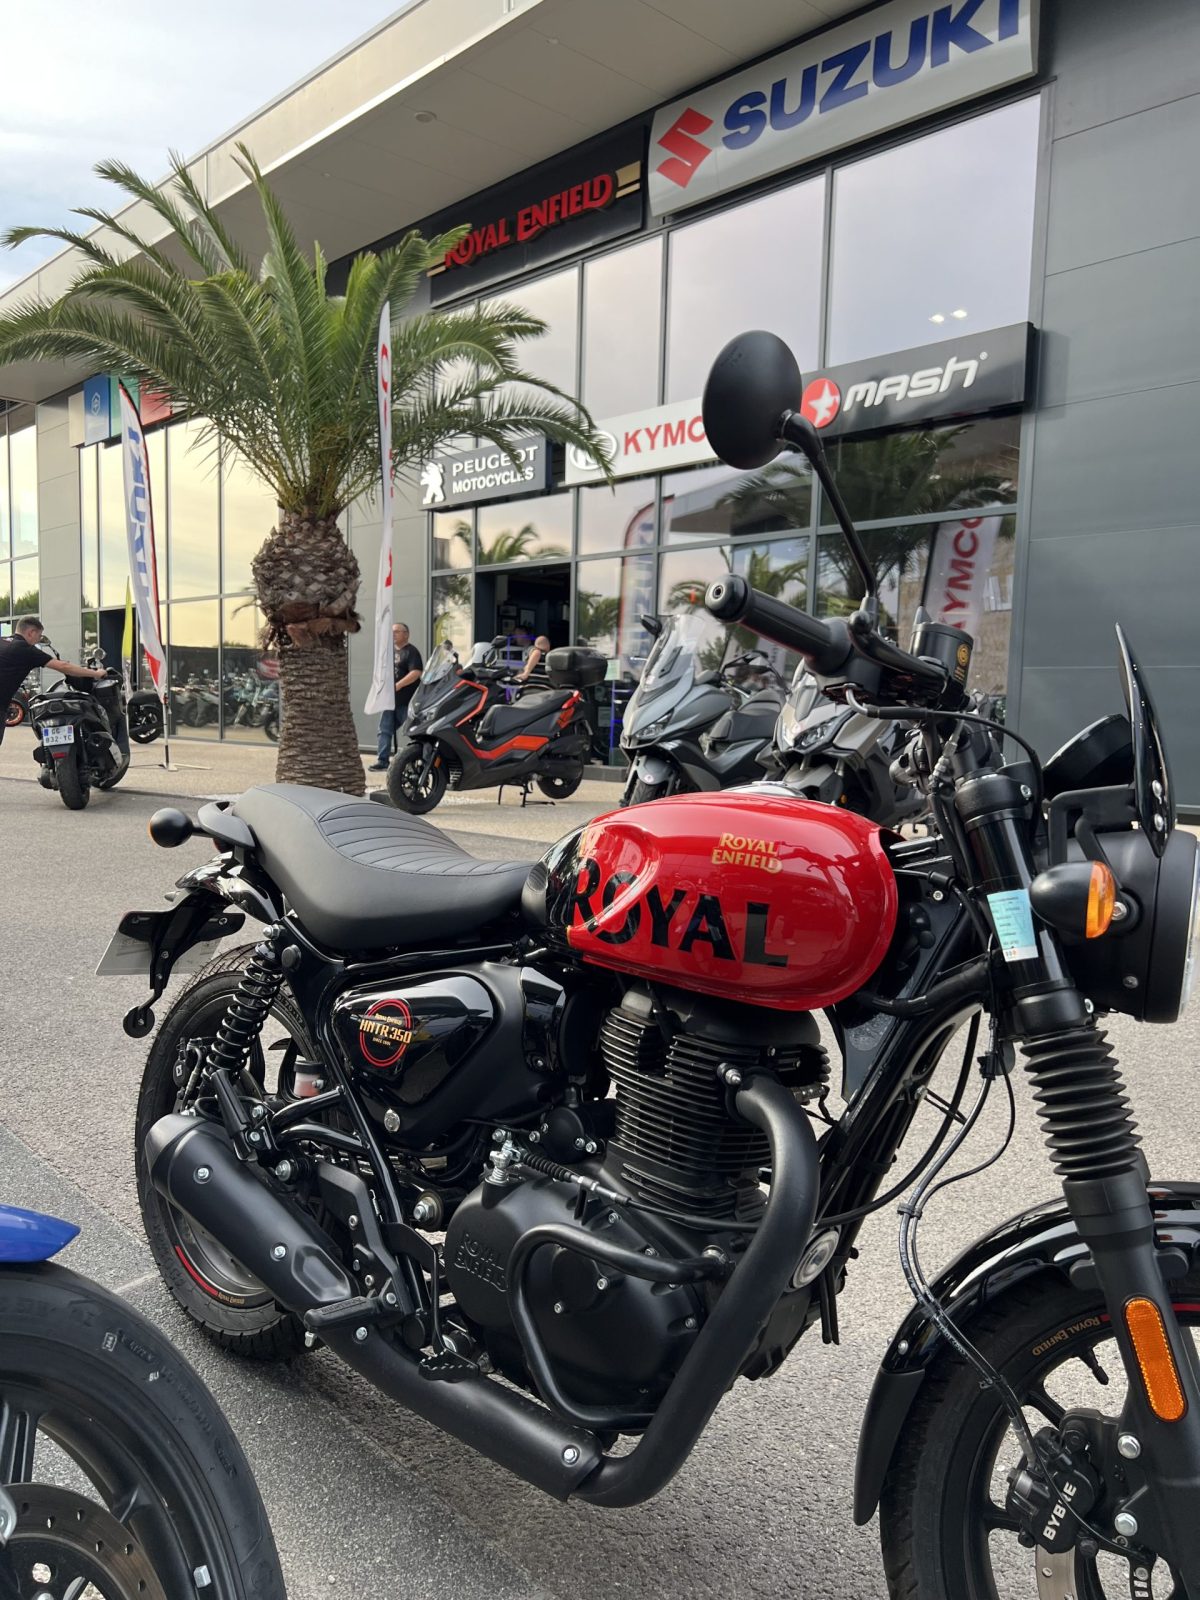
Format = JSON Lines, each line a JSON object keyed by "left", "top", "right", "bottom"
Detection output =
{"left": 847, "top": 612, "right": 949, "bottom": 694}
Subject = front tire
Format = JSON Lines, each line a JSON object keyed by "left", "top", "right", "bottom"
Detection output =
{"left": 55, "top": 747, "right": 90, "bottom": 809}
{"left": 0, "top": 1260, "right": 285, "bottom": 1599}
{"left": 537, "top": 761, "right": 584, "bottom": 800}
{"left": 387, "top": 744, "right": 448, "bottom": 814}
{"left": 879, "top": 1267, "right": 1200, "bottom": 1598}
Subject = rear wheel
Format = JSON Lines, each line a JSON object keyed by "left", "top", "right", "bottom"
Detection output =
{"left": 54, "top": 748, "right": 90, "bottom": 810}
{"left": 387, "top": 744, "right": 448, "bottom": 814}
{"left": 129, "top": 704, "right": 161, "bottom": 743}
{"left": 537, "top": 761, "right": 584, "bottom": 800}
{"left": 6, "top": 696, "right": 26, "bottom": 729}
{"left": 135, "top": 948, "right": 314, "bottom": 1360}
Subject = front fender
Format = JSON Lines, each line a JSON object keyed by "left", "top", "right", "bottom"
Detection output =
{"left": 852, "top": 1180, "right": 1200, "bottom": 1525}
{"left": 0, "top": 1204, "right": 79, "bottom": 1263}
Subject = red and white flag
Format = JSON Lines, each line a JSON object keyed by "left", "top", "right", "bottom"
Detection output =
{"left": 118, "top": 382, "right": 166, "bottom": 695}
{"left": 364, "top": 302, "right": 395, "bottom": 714}
{"left": 924, "top": 514, "right": 1002, "bottom": 640}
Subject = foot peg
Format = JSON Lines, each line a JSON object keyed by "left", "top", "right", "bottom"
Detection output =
{"left": 418, "top": 1349, "right": 479, "bottom": 1383}
{"left": 303, "top": 1295, "right": 384, "bottom": 1334}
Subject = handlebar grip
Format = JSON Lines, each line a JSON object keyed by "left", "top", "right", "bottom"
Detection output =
{"left": 704, "top": 575, "right": 850, "bottom": 674}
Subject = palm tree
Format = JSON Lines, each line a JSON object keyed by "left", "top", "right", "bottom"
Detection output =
{"left": 478, "top": 522, "right": 567, "bottom": 565}
{"left": 0, "top": 146, "right": 608, "bottom": 793}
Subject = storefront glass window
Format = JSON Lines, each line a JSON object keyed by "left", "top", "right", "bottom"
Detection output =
{"left": 577, "top": 478, "right": 657, "bottom": 557}
{"left": 582, "top": 238, "right": 663, "bottom": 418}
{"left": 222, "top": 599, "right": 275, "bottom": 741}
{"left": 820, "top": 416, "right": 1021, "bottom": 525}
{"left": 665, "top": 178, "right": 825, "bottom": 403}
{"left": 99, "top": 441, "right": 127, "bottom": 609}
{"left": 9, "top": 423, "right": 37, "bottom": 559}
{"left": 80, "top": 445, "right": 99, "bottom": 609}
{"left": 223, "top": 450, "right": 276, "bottom": 594}
{"left": 0, "top": 430, "right": 9, "bottom": 561}
{"left": 168, "top": 419, "right": 220, "bottom": 599}
{"left": 828, "top": 99, "right": 1040, "bottom": 365}
{"left": 0, "top": 573, "right": 9, "bottom": 619}
{"left": 81, "top": 611, "right": 98, "bottom": 659}
{"left": 663, "top": 460, "right": 812, "bottom": 544}
{"left": 431, "top": 572, "right": 472, "bottom": 652}
{"left": 498, "top": 267, "right": 578, "bottom": 393}
{"left": 432, "top": 510, "right": 473, "bottom": 570}
{"left": 166, "top": 599, "right": 220, "bottom": 734}
{"left": 574, "top": 553, "right": 657, "bottom": 667}
{"left": 11, "top": 558, "right": 38, "bottom": 615}
{"left": 477, "top": 493, "right": 571, "bottom": 565}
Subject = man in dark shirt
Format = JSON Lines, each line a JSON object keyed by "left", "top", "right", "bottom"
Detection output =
{"left": 0, "top": 616, "right": 106, "bottom": 746}
{"left": 369, "top": 622, "right": 424, "bottom": 770}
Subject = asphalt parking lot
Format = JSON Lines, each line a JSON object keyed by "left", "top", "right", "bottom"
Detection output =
{"left": 3, "top": 766, "right": 1200, "bottom": 1599}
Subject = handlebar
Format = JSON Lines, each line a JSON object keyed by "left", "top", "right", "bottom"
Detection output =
{"left": 704, "top": 575, "right": 850, "bottom": 676}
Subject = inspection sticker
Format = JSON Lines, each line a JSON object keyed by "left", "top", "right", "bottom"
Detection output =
{"left": 987, "top": 888, "right": 1038, "bottom": 962}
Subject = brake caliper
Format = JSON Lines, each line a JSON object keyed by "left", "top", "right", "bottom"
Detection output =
{"left": 1006, "top": 1425, "right": 1100, "bottom": 1555}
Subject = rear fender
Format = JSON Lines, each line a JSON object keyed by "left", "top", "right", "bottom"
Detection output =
{"left": 0, "top": 1205, "right": 79, "bottom": 1263}
{"left": 852, "top": 1181, "right": 1200, "bottom": 1525}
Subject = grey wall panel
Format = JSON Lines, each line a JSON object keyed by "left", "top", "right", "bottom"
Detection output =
{"left": 1027, "top": 382, "right": 1200, "bottom": 538}
{"left": 1047, "top": 0, "right": 1200, "bottom": 139}
{"left": 1044, "top": 92, "right": 1200, "bottom": 276}
{"left": 1039, "top": 237, "right": 1200, "bottom": 409}
{"left": 1019, "top": 525, "right": 1200, "bottom": 672}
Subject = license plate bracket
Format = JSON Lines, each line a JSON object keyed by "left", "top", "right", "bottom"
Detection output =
{"left": 41, "top": 725, "right": 75, "bottom": 748}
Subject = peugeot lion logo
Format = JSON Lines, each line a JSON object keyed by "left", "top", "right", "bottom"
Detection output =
{"left": 420, "top": 460, "right": 446, "bottom": 506}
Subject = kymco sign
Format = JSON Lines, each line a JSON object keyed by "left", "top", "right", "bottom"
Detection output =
{"left": 649, "top": 0, "right": 1038, "bottom": 214}
{"left": 564, "top": 399, "right": 712, "bottom": 485}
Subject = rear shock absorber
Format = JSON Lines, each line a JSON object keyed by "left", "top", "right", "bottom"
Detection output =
{"left": 1023, "top": 1023, "right": 1141, "bottom": 1181}
{"left": 205, "top": 924, "right": 286, "bottom": 1077}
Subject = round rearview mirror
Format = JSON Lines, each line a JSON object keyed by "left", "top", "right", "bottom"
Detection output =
{"left": 702, "top": 331, "right": 803, "bottom": 471}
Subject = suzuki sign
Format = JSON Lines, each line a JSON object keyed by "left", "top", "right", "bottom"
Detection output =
{"left": 649, "top": 0, "right": 1038, "bottom": 215}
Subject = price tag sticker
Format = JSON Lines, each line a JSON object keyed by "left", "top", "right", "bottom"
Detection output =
{"left": 987, "top": 888, "right": 1038, "bottom": 963}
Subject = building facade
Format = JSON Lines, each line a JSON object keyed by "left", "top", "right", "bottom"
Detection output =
{"left": 2, "top": 0, "right": 1198, "bottom": 796}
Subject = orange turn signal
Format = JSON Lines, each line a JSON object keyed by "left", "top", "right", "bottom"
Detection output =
{"left": 1085, "top": 862, "right": 1117, "bottom": 939}
{"left": 1125, "top": 1297, "right": 1187, "bottom": 1421}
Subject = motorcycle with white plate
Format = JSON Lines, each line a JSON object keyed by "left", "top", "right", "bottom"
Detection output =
{"left": 100, "top": 328, "right": 1200, "bottom": 1599}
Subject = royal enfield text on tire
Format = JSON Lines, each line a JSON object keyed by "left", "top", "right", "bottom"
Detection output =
{"left": 0, "top": 1260, "right": 286, "bottom": 1599}
{"left": 55, "top": 749, "right": 90, "bottom": 810}
{"left": 386, "top": 746, "right": 448, "bottom": 814}
{"left": 135, "top": 948, "right": 309, "bottom": 1360}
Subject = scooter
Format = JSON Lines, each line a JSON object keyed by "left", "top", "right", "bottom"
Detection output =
{"left": 30, "top": 647, "right": 129, "bottom": 810}
{"left": 619, "top": 612, "right": 785, "bottom": 805}
{"left": 387, "top": 638, "right": 604, "bottom": 813}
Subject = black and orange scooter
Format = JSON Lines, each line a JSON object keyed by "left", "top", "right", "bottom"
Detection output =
{"left": 385, "top": 639, "right": 605, "bottom": 813}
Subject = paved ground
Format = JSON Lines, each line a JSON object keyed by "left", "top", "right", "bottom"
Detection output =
{"left": 3, "top": 764, "right": 1200, "bottom": 1598}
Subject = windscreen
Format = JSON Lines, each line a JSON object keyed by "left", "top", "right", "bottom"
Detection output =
{"left": 622, "top": 612, "right": 727, "bottom": 737}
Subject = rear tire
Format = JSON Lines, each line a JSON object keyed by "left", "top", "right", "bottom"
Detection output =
{"left": 135, "top": 948, "right": 311, "bottom": 1361}
{"left": 55, "top": 747, "right": 90, "bottom": 809}
{"left": 537, "top": 762, "right": 584, "bottom": 800}
{"left": 6, "top": 696, "right": 26, "bottom": 728}
{"left": 387, "top": 744, "right": 448, "bottom": 814}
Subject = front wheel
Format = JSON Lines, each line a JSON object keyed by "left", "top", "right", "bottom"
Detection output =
{"left": 387, "top": 744, "right": 448, "bottom": 814}
{"left": 54, "top": 747, "right": 90, "bottom": 809}
{"left": 880, "top": 1267, "right": 1200, "bottom": 1598}
{"left": 0, "top": 1261, "right": 285, "bottom": 1599}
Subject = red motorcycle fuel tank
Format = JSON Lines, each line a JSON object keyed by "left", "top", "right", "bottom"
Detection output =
{"left": 524, "top": 788, "right": 898, "bottom": 1010}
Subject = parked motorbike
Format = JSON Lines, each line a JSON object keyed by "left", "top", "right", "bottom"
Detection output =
{"left": 620, "top": 615, "right": 785, "bottom": 804}
{"left": 172, "top": 676, "right": 220, "bottom": 729}
{"left": 0, "top": 1201, "right": 285, "bottom": 1598}
{"left": 30, "top": 649, "right": 129, "bottom": 809}
{"left": 129, "top": 687, "right": 164, "bottom": 744}
{"left": 4, "top": 685, "right": 31, "bottom": 731}
{"left": 387, "top": 638, "right": 603, "bottom": 812}
{"left": 105, "top": 327, "right": 1200, "bottom": 1599}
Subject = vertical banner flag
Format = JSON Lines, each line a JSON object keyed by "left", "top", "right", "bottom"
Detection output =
{"left": 118, "top": 383, "right": 167, "bottom": 695}
{"left": 365, "top": 302, "right": 395, "bottom": 714}
{"left": 923, "top": 514, "right": 1002, "bottom": 640}
{"left": 120, "top": 578, "right": 134, "bottom": 692}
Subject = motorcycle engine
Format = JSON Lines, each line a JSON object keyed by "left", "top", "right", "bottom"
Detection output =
{"left": 443, "top": 985, "right": 828, "bottom": 1412}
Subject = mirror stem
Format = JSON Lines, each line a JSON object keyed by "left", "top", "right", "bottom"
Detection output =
{"left": 778, "top": 411, "right": 879, "bottom": 624}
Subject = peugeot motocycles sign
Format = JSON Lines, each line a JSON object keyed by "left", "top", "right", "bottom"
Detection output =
{"left": 649, "top": 0, "right": 1039, "bottom": 215}
{"left": 419, "top": 435, "right": 551, "bottom": 509}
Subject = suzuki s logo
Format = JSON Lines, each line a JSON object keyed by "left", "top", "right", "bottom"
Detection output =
{"left": 802, "top": 378, "right": 841, "bottom": 429}
{"left": 654, "top": 107, "right": 715, "bottom": 189}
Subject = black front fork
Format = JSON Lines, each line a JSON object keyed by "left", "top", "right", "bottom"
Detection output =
{"left": 956, "top": 767, "right": 1200, "bottom": 1582}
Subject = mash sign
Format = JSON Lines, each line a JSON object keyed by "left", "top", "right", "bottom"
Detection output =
{"left": 649, "top": 0, "right": 1038, "bottom": 214}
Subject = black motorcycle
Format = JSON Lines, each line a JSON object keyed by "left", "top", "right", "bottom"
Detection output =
{"left": 105, "top": 327, "right": 1200, "bottom": 1599}
{"left": 5, "top": 683, "right": 32, "bottom": 731}
{"left": 387, "top": 639, "right": 603, "bottom": 813}
{"left": 128, "top": 688, "right": 164, "bottom": 744}
{"left": 31, "top": 648, "right": 129, "bottom": 809}
{"left": 619, "top": 613, "right": 785, "bottom": 804}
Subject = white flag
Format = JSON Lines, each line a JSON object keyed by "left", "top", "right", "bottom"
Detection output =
{"left": 118, "top": 383, "right": 167, "bottom": 696}
{"left": 364, "top": 302, "right": 395, "bottom": 715}
{"left": 923, "top": 514, "right": 1002, "bottom": 641}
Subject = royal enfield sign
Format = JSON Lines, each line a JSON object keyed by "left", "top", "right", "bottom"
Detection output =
{"left": 649, "top": 0, "right": 1038, "bottom": 215}
{"left": 796, "top": 323, "right": 1033, "bottom": 440}
{"left": 564, "top": 398, "right": 713, "bottom": 485}
{"left": 420, "top": 435, "right": 551, "bottom": 509}
{"left": 418, "top": 128, "right": 645, "bottom": 302}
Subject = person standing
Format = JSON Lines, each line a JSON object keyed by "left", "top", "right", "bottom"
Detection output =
{"left": 369, "top": 622, "right": 423, "bottom": 771}
{"left": 0, "top": 617, "right": 106, "bottom": 746}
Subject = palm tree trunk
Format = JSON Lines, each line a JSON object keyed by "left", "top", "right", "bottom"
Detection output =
{"left": 252, "top": 510, "right": 365, "bottom": 796}
{"left": 275, "top": 635, "right": 364, "bottom": 793}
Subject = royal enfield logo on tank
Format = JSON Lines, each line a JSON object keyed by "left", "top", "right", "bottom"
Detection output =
{"left": 649, "top": 0, "right": 1038, "bottom": 214}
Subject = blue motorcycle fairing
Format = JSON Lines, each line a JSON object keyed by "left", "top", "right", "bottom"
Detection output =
{"left": 0, "top": 1204, "right": 80, "bottom": 1262}
{"left": 852, "top": 1180, "right": 1200, "bottom": 1525}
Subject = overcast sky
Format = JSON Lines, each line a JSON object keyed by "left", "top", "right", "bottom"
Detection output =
{"left": 0, "top": 1, "right": 404, "bottom": 292}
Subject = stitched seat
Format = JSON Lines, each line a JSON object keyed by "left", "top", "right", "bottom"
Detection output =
{"left": 233, "top": 785, "right": 533, "bottom": 949}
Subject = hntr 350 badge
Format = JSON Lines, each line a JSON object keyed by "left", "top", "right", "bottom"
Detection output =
{"left": 358, "top": 998, "right": 415, "bottom": 1069}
